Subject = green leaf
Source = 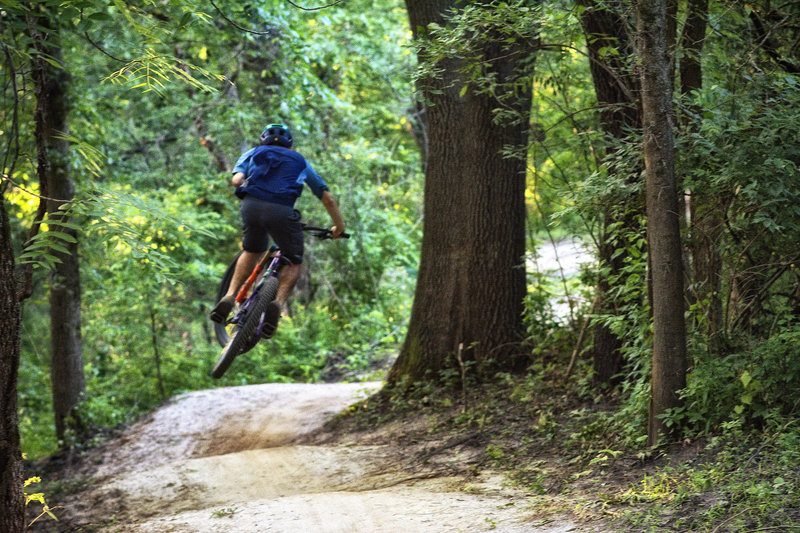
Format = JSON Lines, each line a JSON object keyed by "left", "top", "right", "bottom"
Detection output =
{"left": 178, "top": 12, "right": 193, "bottom": 28}
{"left": 88, "top": 12, "right": 112, "bottom": 22}
{"left": 43, "top": 230, "right": 78, "bottom": 244}
{"left": 36, "top": 54, "right": 64, "bottom": 70}
{"left": 740, "top": 370, "right": 752, "bottom": 389}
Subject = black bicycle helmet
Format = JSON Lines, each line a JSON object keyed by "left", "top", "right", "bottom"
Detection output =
{"left": 260, "top": 123, "right": 293, "bottom": 148}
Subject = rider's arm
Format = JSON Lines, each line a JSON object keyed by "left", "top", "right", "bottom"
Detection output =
{"left": 320, "top": 191, "right": 345, "bottom": 238}
{"left": 231, "top": 148, "right": 255, "bottom": 188}
{"left": 300, "top": 162, "right": 345, "bottom": 238}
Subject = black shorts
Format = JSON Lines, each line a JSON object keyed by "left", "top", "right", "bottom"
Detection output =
{"left": 240, "top": 195, "right": 304, "bottom": 264}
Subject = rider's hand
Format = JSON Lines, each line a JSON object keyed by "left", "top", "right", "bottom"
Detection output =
{"left": 330, "top": 225, "right": 345, "bottom": 239}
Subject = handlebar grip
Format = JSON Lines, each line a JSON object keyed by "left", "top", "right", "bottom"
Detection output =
{"left": 302, "top": 225, "right": 350, "bottom": 239}
{"left": 320, "top": 232, "right": 350, "bottom": 240}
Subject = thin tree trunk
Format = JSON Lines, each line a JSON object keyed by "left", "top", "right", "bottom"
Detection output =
{"left": 637, "top": 0, "right": 687, "bottom": 446}
{"left": 28, "top": 11, "right": 86, "bottom": 444}
{"left": 0, "top": 196, "right": 24, "bottom": 532}
{"left": 150, "top": 307, "right": 166, "bottom": 401}
{"left": 679, "top": 0, "right": 707, "bottom": 100}
{"left": 389, "top": 0, "right": 534, "bottom": 382}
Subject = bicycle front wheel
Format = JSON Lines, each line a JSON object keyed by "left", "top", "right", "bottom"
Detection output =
{"left": 210, "top": 276, "right": 279, "bottom": 379}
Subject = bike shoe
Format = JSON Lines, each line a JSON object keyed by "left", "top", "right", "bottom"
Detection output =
{"left": 210, "top": 295, "right": 235, "bottom": 324}
{"left": 260, "top": 301, "right": 281, "bottom": 339}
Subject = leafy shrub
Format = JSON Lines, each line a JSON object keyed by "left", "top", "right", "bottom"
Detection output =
{"left": 666, "top": 323, "right": 800, "bottom": 434}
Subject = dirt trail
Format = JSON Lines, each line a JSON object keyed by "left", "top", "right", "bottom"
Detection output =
{"left": 61, "top": 382, "right": 588, "bottom": 532}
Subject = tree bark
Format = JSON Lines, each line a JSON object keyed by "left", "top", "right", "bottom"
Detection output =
{"left": 579, "top": 0, "right": 642, "bottom": 385}
{"left": 388, "top": 0, "right": 533, "bottom": 383}
{"left": 0, "top": 197, "right": 24, "bottom": 532}
{"left": 637, "top": 0, "right": 687, "bottom": 446}
{"left": 29, "top": 11, "right": 86, "bottom": 444}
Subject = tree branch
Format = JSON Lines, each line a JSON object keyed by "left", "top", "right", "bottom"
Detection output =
{"left": 83, "top": 32, "right": 127, "bottom": 63}
{"left": 283, "top": 0, "right": 346, "bottom": 11}
{"left": 749, "top": 10, "right": 800, "bottom": 74}
{"left": 208, "top": 0, "right": 275, "bottom": 35}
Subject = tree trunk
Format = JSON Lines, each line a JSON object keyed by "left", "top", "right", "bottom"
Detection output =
{"left": 0, "top": 197, "right": 24, "bottom": 532}
{"left": 29, "top": 12, "right": 86, "bottom": 444}
{"left": 579, "top": 0, "right": 642, "bottom": 385}
{"left": 388, "top": 0, "right": 533, "bottom": 383}
{"left": 150, "top": 307, "right": 166, "bottom": 401}
{"left": 679, "top": 0, "right": 707, "bottom": 97}
{"left": 637, "top": 0, "right": 687, "bottom": 446}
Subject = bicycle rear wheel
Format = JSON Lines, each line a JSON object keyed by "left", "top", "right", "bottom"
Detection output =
{"left": 210, "top": 276, "right": 279, "bottom": 379}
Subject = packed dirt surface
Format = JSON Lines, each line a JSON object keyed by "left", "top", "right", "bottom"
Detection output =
{"left": 49, "top": 382, "right": 599, "bottom": 532}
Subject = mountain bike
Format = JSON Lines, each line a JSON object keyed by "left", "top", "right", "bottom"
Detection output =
{"left": 210, "top": 225, "right": 349, "bottom": 379}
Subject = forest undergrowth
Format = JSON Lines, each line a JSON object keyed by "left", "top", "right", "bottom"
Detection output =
{"left": 316, "top": 365, "right": 800, "bottom": 533}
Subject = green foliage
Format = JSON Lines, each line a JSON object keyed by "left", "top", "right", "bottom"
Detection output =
{"left": 415, "top": 1, "right": 541, "bottom": 107}
{"left": 663, "top": 323, "right": 800, "bottom": 435}
{"left": 210, "top": 507, "right": 237, "bottom": 518}
{"left": 541, "top": 0, "right": 800, "bottom": 450}
{"left": 6, "top": 15, "right": 800, "bottom": 533}
{"left": 680, "top": 73, "right": 800, "bottom": 336}
{"left": 655, "top": 52, "right": 800, "bottom": 441}
{"left": 17, "top": 211, "right": 80, "bottom": 270}
{"left": 529, "top": 4, "right": 600, "bottom": 236}
{"left": 17, "top": 304, "right": 55, "bottom": 458}
{"left": 7, "top": 0, "right": 421, "bottom": 458}
{"left": 523, "top": 253, "right": 592, "bottom": 362}
{"left": 104, "top": 48, "right": 225, "bottom": 94}
{"left": 611, "top": 421, "right": 800, "bottom": 531}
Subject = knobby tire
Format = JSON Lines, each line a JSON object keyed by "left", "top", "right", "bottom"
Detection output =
{"left": 210, "top": 276, "right": 279, "bottom": 379}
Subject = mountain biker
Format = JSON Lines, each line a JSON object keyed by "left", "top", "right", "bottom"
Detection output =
{"left": 209, "top": 123, "right": 345, "bottom": 335}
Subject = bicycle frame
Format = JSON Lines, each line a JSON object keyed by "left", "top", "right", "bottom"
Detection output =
{"left": 210, "top": 225, "right": 349, "bottom": 377}
{"left": 230, "top": 246, "right": 282, "bottom": 326}
{"left": 231, "top": 225, "right": 342, "bottom": 309}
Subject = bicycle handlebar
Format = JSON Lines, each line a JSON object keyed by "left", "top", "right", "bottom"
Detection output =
{"left": 301, "top": 225, "right": 350, "bottom": 240}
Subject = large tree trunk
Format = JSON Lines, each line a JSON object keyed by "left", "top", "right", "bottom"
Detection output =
{"left": 29, "top": 12, "right": 86, "bottom": 444}
{"left": 579, "top": 0, "right": 642, "bottom": 385}
{"left": 388, "top": 0, "right": 533, "bottom": 383}
{"left": 0, "top": 198, "right": 24, "bottom": 532}
{"left": 637, "top": 0, "right": 687, "bottom": 446}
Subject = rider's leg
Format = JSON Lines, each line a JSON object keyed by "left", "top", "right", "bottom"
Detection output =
{"left": 225, "top": 250, "right": 262, "bottom": 299}
{"left": 260, "top": 205, "right": 302, "bottom": 330}
{"left": 260, "top": 262, "right": 298, "bottom": 337}
{"left": 210, "top": 250, "right": 262, "bottom": 323}
{"left": 275, "top": 263, "right": 300, "bottom": 310}
{"left": 258, "top": 262, "right": 298, "bottom": 338}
